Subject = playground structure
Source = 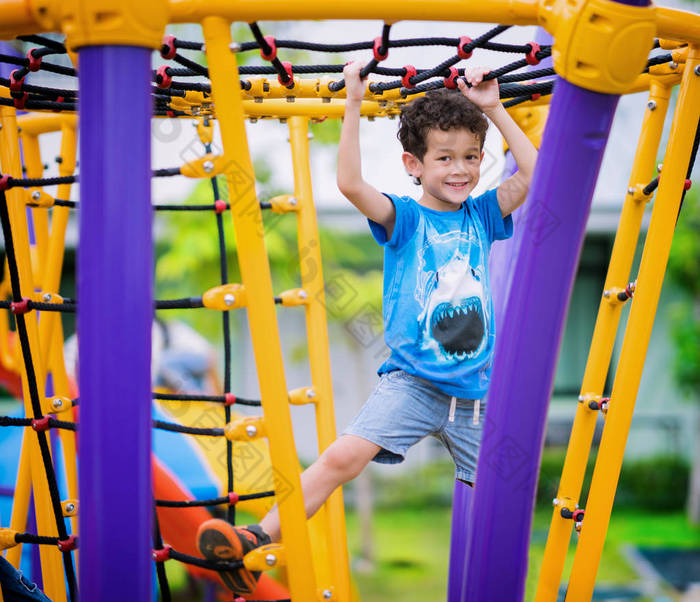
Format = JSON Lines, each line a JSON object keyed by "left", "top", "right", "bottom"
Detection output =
{"left": 0, "top": 0, "right": 697, "bottom": 601}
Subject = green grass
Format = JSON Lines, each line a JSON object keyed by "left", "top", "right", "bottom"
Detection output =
{"left": 344, "top": 506, "right": 700, "bottom": 602}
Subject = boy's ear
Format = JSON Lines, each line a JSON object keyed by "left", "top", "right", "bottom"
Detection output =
{"left": 402, "top": 151, "right": 422, "bottom": 179}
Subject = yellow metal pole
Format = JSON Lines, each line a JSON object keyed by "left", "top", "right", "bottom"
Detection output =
{"left": 566, "top": 47, "right": 700, "bottom": 601}
{"left": 288, "top": 116, "right": 352, "bottom": 602}
{"left": 170, "top": 0, "right": 540, "bottom": 26}
{"left": 19, "top": 134, "right": 49, "bottom": 285}
{"left": 201, "top": 17, "right": 318, "bottom": 600}
{"left": 0, "top": 98, "right": 66, "bottom": 602}
{"left": 534, "top": 79, "right": 672, "bottom": 601}
{"left": 5, "top": 431, "right": 31, "bottom": 567}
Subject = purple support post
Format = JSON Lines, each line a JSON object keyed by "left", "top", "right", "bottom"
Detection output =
{"left": 78, "top": 46, "right": 153, "bottom": 601}
{"left": 460, "top": 76, "right": 620, "bottom": 602}
{"left": 447, "top": 30, "right": 554, "bottom": 599}
{"left": 447, "top": 481, "right": 473, "bottom": 600}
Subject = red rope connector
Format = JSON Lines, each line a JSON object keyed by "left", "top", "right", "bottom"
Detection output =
{"left": 161, "top": 35, "right": 177, "bottom": 60}
{"left": 10, "top": 298, "right": 31, "bottom": 315}
{"left": 531, "top": 93, "right": 541, "bottom": 101}
{"left": 214, "top": 200, "right": 227, "bottom": 214}
{"left": 26, "top": 48, "right": 42, "bottom": 72}
{"left": 0, "top": 175, "right": 10, "bottom": 191}
{"left": 402, "top": 65, "right": 417, "bottom": 89}
{"left": 684, "top": 179, "right": 692, "bottom": 191}
{"left": 457, "top": 36, "right": 473, "bottom": 60}
{"left": 526, "top": 42, "right": 541, "bottom": 66}
{"left": 373, "top": 37, "right": 389, "bottom": 62}
{"left": 224, "top": 393, "right": 236, "bottom": 407}
{"left": 260, "top": 35, "right": 277, "bottom": 61}
{"left": 13, "top": 93, "right": 28, "bottom": 110}
{"left": 227, "top": 492, "right": 239, "bottom": 505}
{"left": 278, "top": 61, "right": 293, "bottom": 87}
{"left": 9, "top": 70, "right": 24, "bottom": 93}
{"left": 31, "top": 416, "right": 51, "bottom": 432}
{"left": 156, "top": 65, "right": 172, "bottom": 89}
{"left": 166, "top": 110, "right": 175, "bottom": 118}
{"left": 57, "top": 534, "right": 77, "bottom": 552}
{"left": 152, "top": 545, "right": 172, "bottom": 562}
{"left": 443, "top": 66, "right": 459, "bottom": 90}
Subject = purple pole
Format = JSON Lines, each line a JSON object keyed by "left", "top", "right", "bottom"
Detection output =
{"left": 461, "top": 79, "right": 620, "bottom": 601}
{"left": 447, "top": 29, "right": 554, "bottom": 599}
{"left": 78, "top": 46, "right": 153, "bottom": 601}
{"left": 447, "top": 481, "right": 473, "bottom": 600}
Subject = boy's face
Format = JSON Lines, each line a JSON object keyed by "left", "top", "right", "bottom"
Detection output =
{"left": 403, "top": 127, "right": 484, "bottom": 211}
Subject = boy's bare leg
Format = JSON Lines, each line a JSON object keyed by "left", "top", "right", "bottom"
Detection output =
{"left": 260, "top": 434, "right": 380, "bottom": 542}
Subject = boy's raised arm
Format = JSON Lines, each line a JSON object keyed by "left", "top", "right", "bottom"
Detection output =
{"left": 337, "top": 62, "right": 396, "bottom": 234}
{"left": 458, "top": 67, "right": 538, "bottom": 218}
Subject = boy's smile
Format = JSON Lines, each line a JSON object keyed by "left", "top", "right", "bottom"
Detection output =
{"left": 403, "top": 128, "right": 484, "bottom": 212}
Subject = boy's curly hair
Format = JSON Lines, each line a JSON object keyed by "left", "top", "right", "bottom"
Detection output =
{"left": 397, "top": 89, "right": 488, "bottom": 160}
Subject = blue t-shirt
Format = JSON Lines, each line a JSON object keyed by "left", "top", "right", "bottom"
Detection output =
{"left": 368, "top": 188, "right": 513, "bottom": 398}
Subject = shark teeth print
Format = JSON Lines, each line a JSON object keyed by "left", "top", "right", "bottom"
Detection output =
{"left": 430, "top": 296, "right": 485, "bottom": 359}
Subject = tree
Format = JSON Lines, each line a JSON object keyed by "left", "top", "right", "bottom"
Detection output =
{"left": 667, "top": 185, "right": 700, "bottom": 523}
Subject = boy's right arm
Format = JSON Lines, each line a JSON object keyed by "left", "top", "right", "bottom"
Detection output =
{"left": 337, "top": 62, "right": 396, "bottom": 236}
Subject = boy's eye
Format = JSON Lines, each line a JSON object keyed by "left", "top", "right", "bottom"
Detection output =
{"left": 439, "top": 156, "right": 450, "bottom": 161}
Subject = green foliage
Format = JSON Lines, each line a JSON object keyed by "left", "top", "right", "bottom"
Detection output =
{"left": 667, "top": 187, "right": 700, "bottom": 392}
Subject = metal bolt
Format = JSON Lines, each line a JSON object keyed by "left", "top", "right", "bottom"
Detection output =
{"left": 265, "top": 553, "right": 276, "bottom": 566}
{"left": 603, "top": 290, "right": 611, "bottom": 298}
{"left": 695, "top": 65, "right": 700, "bottom": 76}
{"left": 322, "top": 97, "right": 331, "bottom": 103}
{"left": 224, "top": 293, "right": 236, "bottom": 306}
{"left": 657, "top": 163, "right": 663, "bottom": 173}
{"left": 306, "top": 388, "right": 316, "bottom": 399}
{"left": 627, "top": 187, "right": 635, "bottom": 195}
{"left": 42, "top": 293, "right": 52, "bottom": 302}
{"left": 289, "top": 197, "right": 298, "bottom": 206}
{"left": 577, "top": 395, "right": 585, "bottom": 402}
{"left": 552, "top": 498, "right": 560, "bottom": 506}
{"left": 307, "top": 132, "right": 314, "bottom": 140}
{"left": 298, "top": 290, "right": 308, "bottom": 300}
{"left": 246, "top": 425, "right": 258, "bottom": 437}
{"left": 31, "top": 190, "right": 41, "bottom": 201}
{"left": 286, "top": 96, "right": 296, "bottom": 103}
{"left": 200, "top": 44, "right": 206, "bottom": 53}
{"left": 669, "top": 61, "right": 678, "bottom": 70}
{"left": 65, "top": 502, "right": 75, "bottom": 514}
{"left": 202, "top": 160, "right": 215, "bottom": 173}
{"left": 323, "top": 590, "right": 333, "bottom": 600}
{"left": 647, "top": 100, "right": 656, "bottom": 111}
{"left": 52, "top": 397, "right": 63, "bottom": 409}
{"left": 229, "top": 42, "right": 242, "bottom": 52}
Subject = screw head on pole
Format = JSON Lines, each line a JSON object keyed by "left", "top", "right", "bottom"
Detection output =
{"left": 694, "top": 65, "right": 700, "bottom": 76}
{"left": 224, "top": 293, "right": 236, "bottom": 306}
{"left": 646, "top": 100, "right": 656, "bottom": 111}
{"left": 323, "top": 590, "right": 333, "bottom": 599}
{"left": 52, "top": 397, "right": 63, "bottom": 409}
{"left": 43, "top": 293, "right": 52, "bottom": 302}
{"left": 245, "top": 425, "right": 257, "bottom": 437}
{"left": 202, "top": 160, "right": 215, "bottom": 173}
{"left": 265, "top": 553, "right": 276, "bottom": 566}
{"left": 31, "top": 190, "right": 41, "bottom": 200}
{"left": 669, "top": 61, "right": 678, "bottom": 70}
{"left": 627, "top": 187, "right": 635, "bottom": 195}
{"left": 65, "top": 502, "right": 75, "bottom": 514}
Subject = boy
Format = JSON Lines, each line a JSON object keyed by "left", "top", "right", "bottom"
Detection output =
{"left": 196, "top": 62, "right": 538, "bottom": 595}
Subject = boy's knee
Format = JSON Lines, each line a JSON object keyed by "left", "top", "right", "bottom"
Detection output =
{"left": 320, "top": 437, "right": 374, "bottom": 483}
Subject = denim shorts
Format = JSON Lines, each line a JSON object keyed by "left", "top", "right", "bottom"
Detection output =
{"left": 342, "top": 369, "right": 485, "bottom": 483}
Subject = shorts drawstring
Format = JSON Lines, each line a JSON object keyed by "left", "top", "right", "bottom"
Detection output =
{"left": 473, "top": 399, "right": 480, "bottom": 426}
{"left": 448, "top": 396, "right": 457, "bottom": 422}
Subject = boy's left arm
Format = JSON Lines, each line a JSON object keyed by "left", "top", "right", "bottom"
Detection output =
{"left": 458, "top": 68, "right": 538, "bottom": 218}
